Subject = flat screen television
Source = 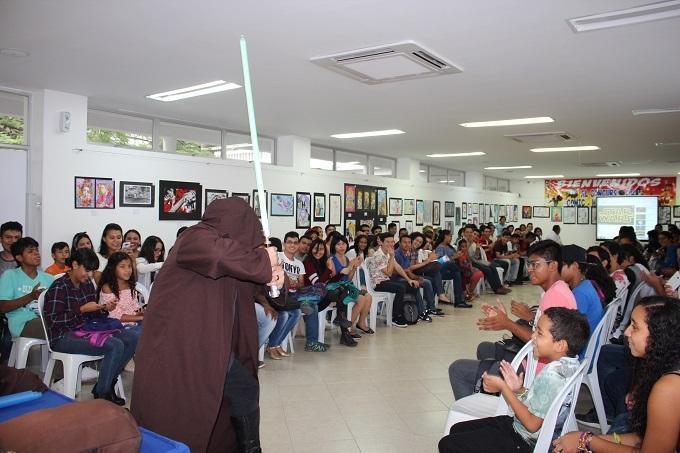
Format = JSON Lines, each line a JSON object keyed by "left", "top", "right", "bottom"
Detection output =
{"left": 595, "top": 196, "right": 658, "bottom": 241}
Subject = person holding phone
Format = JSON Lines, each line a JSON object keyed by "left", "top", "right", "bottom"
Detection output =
{"left": 0, "top": 237, "right": 54, "bottom": 339}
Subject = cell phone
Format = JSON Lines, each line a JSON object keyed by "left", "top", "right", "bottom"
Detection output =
{"left": 122, "top": 241, "right": 131, "bottom": 250}
{"left": 668, "top": 271, "right": 680, "bottom": 292}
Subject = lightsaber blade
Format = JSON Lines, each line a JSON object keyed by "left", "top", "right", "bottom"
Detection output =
{"left": 239, "top": 35, "right": 279, "bottom": 297}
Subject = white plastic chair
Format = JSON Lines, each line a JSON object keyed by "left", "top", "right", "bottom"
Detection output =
{"left": 611, "top": 281, "right": 654, "bottom": 340}
{"left": 317, "top": 304, "right": 338, "bottom": 344}
{"left": 38, "top": 291, "right": 125, "bottom": 400}
{"left": 8, "top": 336, "right": 48, "bottom": 371}
{"left": 135, "top": 282, "right": 150, "bottom": 306}
{"left": 354, "top": 267, "right": 379, "bottom": 330}
{"left": 360, "top": 260, "right": 395, "bottom": 327}
{"left": 444, "top": 340, "right": 538, "bottom": 434}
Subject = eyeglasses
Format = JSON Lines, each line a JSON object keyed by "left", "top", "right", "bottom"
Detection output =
{"left": 526, "top": 259, "right": 553, "bottom": 270}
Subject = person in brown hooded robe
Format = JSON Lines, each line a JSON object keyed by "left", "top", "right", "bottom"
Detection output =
{"left": 130, "top": 198, "right": 281, "bottom": 453}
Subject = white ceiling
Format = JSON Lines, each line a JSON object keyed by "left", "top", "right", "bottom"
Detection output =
{"left": 1, "top": 0, "right": 679, "bottom": 179}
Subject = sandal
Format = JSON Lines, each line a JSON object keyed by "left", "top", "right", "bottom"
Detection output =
{"left": 355, "top": 325, "right": 375, "bottom": 335}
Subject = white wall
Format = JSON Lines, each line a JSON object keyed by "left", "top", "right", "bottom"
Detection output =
{"left": 23, "top": 89, "right": 520, "bottom": 259}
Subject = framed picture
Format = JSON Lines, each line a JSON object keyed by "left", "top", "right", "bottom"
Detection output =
{"left": 659, "top": 206, "right": 671, "bottom": 224}
{"left": 344, "top": 185, "right": 356, "bottom": 213}
{"left": 499, "top": 205, "right": 507, "bottom": 219}
{"left": 405, "top": 220, "right": 414, "bottom": 233}
{"left": 416, "top": 200, "right": 425, "bottom": 226}
{"left": 404, "top": 199, "right": 415, "bottom": 215}
{"left": 204, "top": 189, "right": 228, "bottom": 207}
{"left": 577, "top": 206, "right": 589, "bottom": 224}
{"left": 252, "top": 190, "right": 269, "bottom": 218}
{"left": 472, "top": 203, "right": 479, "bottom": 215}
{"left": 445, "top": 201, "right": 455, "bottom": 218}
{"left": 313, "top": 193, "right": 326, "bottom": 222}
{"left": 512, "top": 205, "right": 519, "bottom": 222}
{"left": 231, "top": 192, "right": 250, "bottom": 205}
{"left": 329, "top": 193, "right": 342, "bottom": 225}
{"left": 551, "top": 207, "right": 563, "bottom": 223}
{"left": 356, "top": 188, "right": 363, "bottom": 210}
{"left": 296, "top": 192, "right": 312, "bottom": 229}
{"left": 455, "top": 207, "right": 461, "bottom": 226}
{"left": 345, "top": 219, "right": 356, "bottom": 240}
{"left": 433, "top": 201, "right": 441, "bottom": 225}
{"left": 270, "top": 193, "right": 294, "bottom": 216}
{"left": 521, "top": 205, "right": 532, "bottom": 219}
{"left": 377, "top": 189, "right": 387, "bottom": 216}
{"left": 462, "top": 202, "right": 467, "bottom": 218}
{"left": 563, "top": 206, "right": 576, "bottom": 224}
{"left": 423, "top": 200, "right": 432, "bottom": 224}
{"left": 591, "top": 207, "right": 597, "bottom": 224}
{"left": 533, "top": 206, "right": 550, "bottom": 218}
{"left": 444, "top": 220, "right": 454, "bottom": 232}
{"left": 75, "top": 177, "right": 115, "bottom": 209}
{"left": 369, "top": 191, "right": 376, "bottom": 210}
{"left": 389, "top": 198, "right": 403, "bottom": 216}
{"left": 119, "top": 181, "right": 154, "bottom": 208}
{"left": 159, "top": 180, "right": 202, "bottom": 220}
{"left": 674, "top": 205, "right": 680, "bottom": 218}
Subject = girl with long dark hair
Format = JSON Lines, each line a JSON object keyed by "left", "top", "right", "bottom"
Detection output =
{"left": 137, "top": 236, "right": 165, "bottom": 289}
{"left": 97, "top": 223, "right": 123, "bottom": 272}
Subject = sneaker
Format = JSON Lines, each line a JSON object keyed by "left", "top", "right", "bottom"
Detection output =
{"left": 392, "top": 318, "right": 408, "bottom": 328}
{"left": 81, "top": 366, "right": 99, "bottom": 381}
{"left": 418, "top": 313, "right": 433, "bottom": 323}
{"left": 454, "top": 302, "right": 473, "bottom": 308}
{"left": 305, "top": 341, "right": 329, "bottom": 352}
{"left": 258, "top": 361, "right": 266, "bottom": 369}
{"left": 494, "top": 287, "right": 512, "bottom": 295}
{"left": 428, "top": 309, "right": 445, "bottom": 317}
{"left": 340, "top": 330, "right": 358, "bottom": 347}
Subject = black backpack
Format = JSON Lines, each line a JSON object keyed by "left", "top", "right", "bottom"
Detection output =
{"left": 402, "top": 293, "right": 419, "bottom": 325}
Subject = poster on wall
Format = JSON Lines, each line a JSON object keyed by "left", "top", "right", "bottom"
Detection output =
{"left": 204, "top": 189, "right": 227, "bottom": 207}
{"left": 296, "top": 192, "right": 312, "bottom": 229}
{"left": 95, "top": 178, "right": 115, "bottom": 209}
{"left": 563, "top": 206, "right": 576, "bottom": 224}
{"left": 551, "top": 206, "right": 563, "bottom": 223}
{"left": 329, "top": 193, "right": 342, "bottom": 225}
{"left": 472, "top": 203, "right": 478, "bottom": 215}
{"left": 462, "top": 202, "right": 467, "bottom": 218}
{"left": 416, "top": 200, "right": 425, "bottom": 226}
{"left": 377, "top": 189, "right": 387, "bottom": 216}
{"left": 271, "top": 193, "right": 294, "bottom": 216}
{"left": 545, "top": 176, "right": 677, "bottom": 207}
{"left": 659, "top": 206, "right": 671, "bottom": 224}
{"left": 455, "top": 207, "right": 461, "bottom": 226}
{"left": 444, "top": 201, "right": 455, "bottom": 218}
{"left": 433, "top": 201, "right": 441, "bottom": 225}
{"left": 389, "top": 198, "right": 403, "bottom": 216}
{"left": 313, "top": 193, "right": 326, "bottom": 222}
{"left": 577, "top": 207, "right": 589, "bottom": 224}
{"left": 252, "top": 189, "right": 268, "bottom": 218}
{"left": 159, "top": 180, "right": 202, "bottom": 220}
{"left": 522, "top": 206, "right": 532, "bottom": 219}
{"left": 119, "top": 181, "right": 154, "bottom": 208}
{"left": 74, "top": 177, "right": 96, "bottom": 208}
{"left": 404, "top": 199, "right": 415, "bottom": 215}
{"left": 344, "top": 185, "right": 356, "bottom": 213}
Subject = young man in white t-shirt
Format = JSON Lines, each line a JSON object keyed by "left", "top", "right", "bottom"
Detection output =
{"left": 279, "top": 231, "right": 327, "bottom": 352}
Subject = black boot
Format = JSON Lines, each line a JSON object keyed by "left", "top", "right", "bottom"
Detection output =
{"left": 332, "top": 307, "right": 352, "bottom": 329}
{"left": 231, "top": 408, "right": 262, "bottom": 453}
{"left": 340, "top": 328, "right": 358, "bottom": 347}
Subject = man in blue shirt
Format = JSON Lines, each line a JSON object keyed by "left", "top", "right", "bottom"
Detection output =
{"left": 560, "top": 245, "right": 604, "bottom": 340}
{"left": 495, "top": 215, "right": 507, "bottom": 237}
{"left": 394, "top": 235, "right": 434, "bottom": 322}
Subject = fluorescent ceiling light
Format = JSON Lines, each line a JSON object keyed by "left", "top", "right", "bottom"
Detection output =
{"left": 439, "top": 180, "right": 456, "bottom": 183}
{"left": 524, "top": 175, "right": 564, "bottom": 179}
{"left": 426, "top": 152, "right": 486, "bottom": 157}
{"left": 530, "top": 145, "right": 600, "bottom": 153}
{"left": 595, "top": 173, "right": 641, "bottom": 177}
{"left": 568, "top": 1, "right": 680, "bottom": 33}
{"left": 459, "top": 117, "right": 554, "bottom": 128}
{"left": 484, "top": 165, "right": 532, "bottom": 170}
{"left": 147, "top": 80, "right": 241, "bottom": 102}
{"left": 631, "top": 107, "right": 680, "bottom": 116}
{"left": 330, "top": 129, "right": 404, "bottom": 139}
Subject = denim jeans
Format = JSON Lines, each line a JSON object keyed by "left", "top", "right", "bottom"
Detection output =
{"left": 392, "top": 277, "right": 427, "bottom": 314}
{"left": 597, "top": 344, "right": 631, "bottom": 419}
{"left": 254, "top": 303, "right": 277, "bottom": 348}
{"left": 471, "top": 262, "right": 502, "bottom": 290}
{"left": 268, "top": 309, "right": 301, "bottom": 347}
{"left": 52, "top": 327, "right": 139, "bottom": 396}
{"left": 421, "top": 276, "right": 436, "bottom": 311}
{"left": 302, "top": 303, "right": 320, "bottom": 344}
{"left": 440, "top": 261, "right": 465, "bottom": 304}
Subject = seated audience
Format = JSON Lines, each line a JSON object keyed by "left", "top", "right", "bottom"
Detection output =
{"left": 43, "top": 248, "right": 138, "bottom": 405}
{"left": 0, "top": 221, "right": 22, "bottom": 277}
{"left": 533, "top": 227, "right": 543, "bottom": 241}
{"left": 0, "top": 237, "right": 54, "bottom": 339}
{"left": 454, "top": 238, "right": 484, "bottom": 302}
{"left": 463, "top": 225, "right": 510, "bottom": 295}
{"left": 97, "top": 223, "right": 123, "bottom": 273}
{"left": 346, "top": 234, "right": 371, "bottom": 260}
{"left": 45, "top": 242, "right": 70, "bottom": 275}
{"left": 394, "top": 234, "right": 434, "bottom": 322}
{"left": 136, "top": 236, "right": 165, "bottom": 290}
{"left": 123, "top": 229, "right": 142, "bottom": 260}
{"left": 371, "top": 225, "right": 382, "bottom": 235}
{"left": 492, "top": 231, "right": 521, "bottom": 284}
{"left": 71, "top": 231, "right": 93, "bottom": 251}
{"left": 440, "top": 307, "right": 590, "bottom": 452}
{"left": 296, "top": 234, "right": 313, "bottom": 261}
{"left": 99, "top": 252, "right": 144, "bottom": 330}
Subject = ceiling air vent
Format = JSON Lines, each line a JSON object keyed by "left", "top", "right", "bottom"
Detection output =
{"left": 310, "top": 41, "right": 462, "bottom": 85}
{"left": 505, "top": 132, "right": 574, "bottom": 144}
{"left": 580, "top": 161, "right": 622, "bottom": 168}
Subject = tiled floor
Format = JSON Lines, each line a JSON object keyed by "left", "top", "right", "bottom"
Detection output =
{"left": 26, "top": 282, "right": 543, "bottom": 453}
{"left": 257, "top": 282, "right": 542, "bottom": 453}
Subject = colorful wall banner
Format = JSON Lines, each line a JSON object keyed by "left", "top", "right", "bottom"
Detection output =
{"left": 544, "top": 176, "right": 676, "bottom": 207}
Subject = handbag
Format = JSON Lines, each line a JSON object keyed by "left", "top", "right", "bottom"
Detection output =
{"left": 83, "top": 317, "right": 124, "bottom": 332}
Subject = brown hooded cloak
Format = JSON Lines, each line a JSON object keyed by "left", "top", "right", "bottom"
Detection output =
{"left": 130, "top": 198, "right": 272, "bottom": 452}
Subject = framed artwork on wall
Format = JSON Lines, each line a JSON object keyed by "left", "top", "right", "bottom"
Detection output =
{"left": 231, "top": 192, "right": 250, "bottom": 205}
{"left": 521, "top": 205, "right": 532, "bottom": 219}
{"left": 591, "top": 207, "right": 597, "bottom": 224}
{"left": 444, "top": 201, "right": 455, "bottom": 218}
{"left": 577, "top": 206, "right": 589, "bottom": 224}
{"left": 403, "top": 199, "right": 415, "bottom": 215}
{"left": 345, "top": 219, "right": 356, "bottom": 240}
{"left": 296, "top": 192, "right": 312, "bottom": 229}
{"left": 533, "top": 206, "right": 549, "bottom": 218}
{"left": 356, "top": 188, "right": 364, "bottom": 210}
{"left": 270, "top": 193, "right": 294, "bottom": 216}
{"left": 204, "top": 189, "right": 227, "bottom": 207}
{"left": 159, "top": 180, "right": 202, "bottom": 220}
{"left": 389, "top": 198, "right": 403, "bottom": 216}
{"left": 455, "top": 207, "right": 461, "bottom": 226}
{"left": 659, "top": 206, "right": 671, "bottom": 224}
{"left": 563, "top": 206, "right": 576, "bottom": 224}
{"left": 119, "top": 181, "right": 154, "bottom": 208}
{"left": 433, "top": 200, "right": 441, "bottom": 225}
{"left": 405, "top": 220, "right": 414, "bottom": 233}
{"left": 551, "top": 207, "right": 563, "bottom": 223}
{"left": 329, "top": 193, "right": 342, "bottom": 225}
{"left": 377, "top": 189, "right": 387, "bottom": 216}
{"left": 75, "top": 177, "right": 115, "bottom": 209}
{"left": 252, "top": 189, "right": 269, "bottom": 218}
{"left": 313, "top": 193, "right": 326, "bottom": 222}
{"left": 416, "top": 200, "right": 425, "bottom": 226}
{"left": 462, "top": 202, "right": 467, "bottom": 218}
{"left": 344, "top": 185, "right": 356, "bottom": 213}
{"left": 444, "top": 220, "right": 454, "bottom": 232}
{"left": 674, "top": 205, "right": 680, "bottom": 218}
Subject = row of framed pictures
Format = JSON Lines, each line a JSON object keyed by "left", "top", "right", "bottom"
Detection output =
{"left": 522, "top": 205, "right": 596, "bottom": 224}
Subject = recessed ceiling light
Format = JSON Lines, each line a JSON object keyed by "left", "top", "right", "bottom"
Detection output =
{"left": 595, "top": 173, "right": 641, "bottom": 177}
{"left": 426, "top": 152, "right": 486, "bottom": 157}
{"left": 632, "top": 108, "right": 680, "bottom": 116}
{"left": 568, "top": 1, "right": 680, "bottom": 33}
{"left": 146, "top": 80, "right": 241, "bottom": 102}
{"left": 330, "top": 129, "right": 405, "bottom": 139}
{"left": 530, "top": 146, "right": 600, "bottom": 153}
{"left": 484, "top": 165, "right": 533, "bottom": 170}
{"left": 459, "top": 117, "right": 554, "bottom": 128}
{"left": 0, "top": 48, "right": 30, "bottom": 58}
{"left": 524, "top": 175, "right": 564, "bottom": 179}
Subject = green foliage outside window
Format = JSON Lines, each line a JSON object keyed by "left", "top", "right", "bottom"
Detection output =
{"left": 87, "top": 128, "right": 152, "bottom": 150}
{"left": 0, "top": 115, "right": 26, "bottom": 145}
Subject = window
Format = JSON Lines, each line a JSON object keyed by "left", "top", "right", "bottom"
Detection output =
{"left": 87, "top": 110, "right": 153, "bottom": 150}
{"left": 485, "top": 176, "right": 499, "bottom": 191}
{"left": 417, "top": 163, "right": 429, "bottom": 183}
{"left": 311, "top": 146, "right": 334, "bottom": 170}
{"left": 368, "top": 155, "right": 396, "bottom": 177}
{"left": 224, "top": 132, "right": 274, "bottom": 164}
{"left": 159, "top": 122, "right": 222, "bottom": 158}
{"left": 497, "top": 178, "right": 510, "bottom": 192}
{"left": 335, "top": 150, "right": 367, "bottom": 175}
{"left": 447, "top": 169, "right": 465, "bottom": 187}
{"left": 0, "top": 91, "right": 28, "bottom": 146}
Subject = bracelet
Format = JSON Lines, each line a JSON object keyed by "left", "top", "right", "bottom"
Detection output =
{"left": 577, "top": 431, "right": 594, "bottom": 452}
{"left": 514, "top": 388, "right": 528, "bottom": 399}
{"left": 612, "top": 432, "right": 621, "bottom": 444}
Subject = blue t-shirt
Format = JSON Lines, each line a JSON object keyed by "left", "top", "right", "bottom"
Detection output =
{"left": 0, "top": 267, "right": 54, "bottom": 336}
{"left": 394, "top": 248, "right": 411, "bottom": 271}
{"left": 573, "top": 279, "right": 604, "bottom": 336}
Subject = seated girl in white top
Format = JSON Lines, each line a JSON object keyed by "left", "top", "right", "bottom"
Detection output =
{"left": 136, "top": 236, "right": 165, "bottom": 290}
